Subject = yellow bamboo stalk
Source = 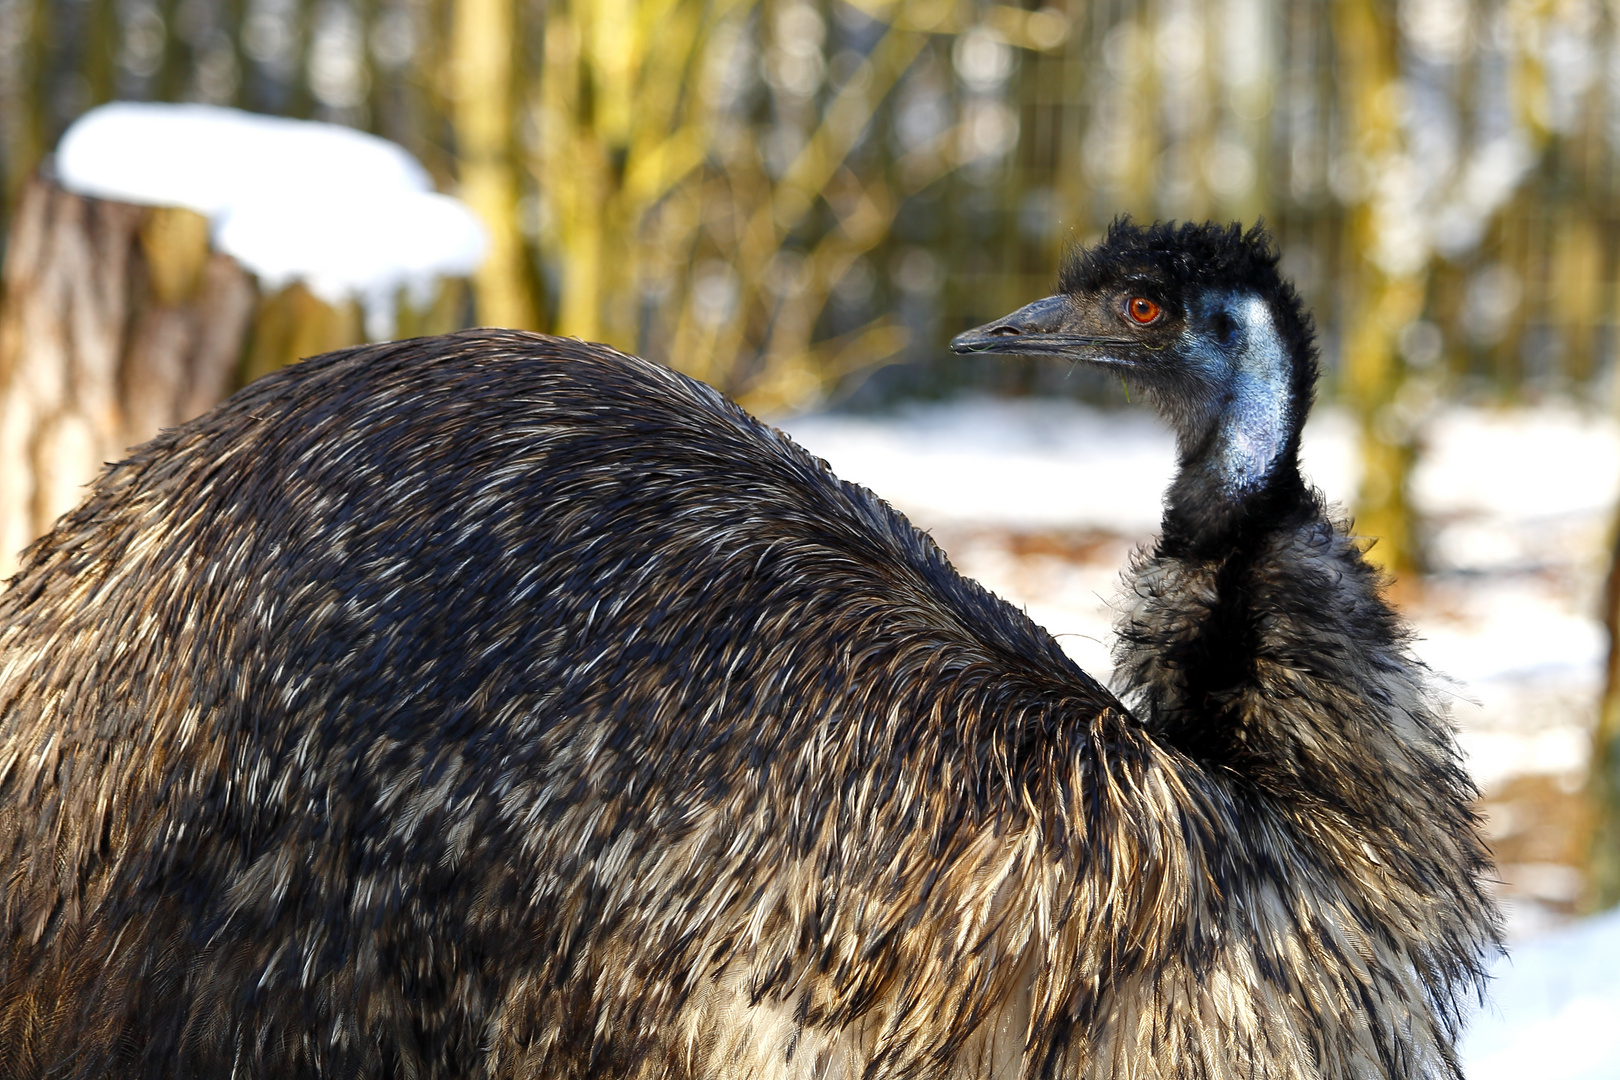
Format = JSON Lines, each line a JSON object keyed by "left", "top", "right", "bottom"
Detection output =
{"left": 1334, "top": 0, "right": 1420, "bottom": 578}
{"left": 707, "top": 21, "right": 926, "bottom": 395}
{"left": 541, "top": 9, "right": 608, "bottom": 342}
{"left": 521, "top": 0, "right": 1004, "bottom": 408}
{"left": 532, "top": 0, "right": 751, "bottom": 349}
{"left": 1554, "top": 210, "right": 1601, "bottom": 383}
{"left": 3, "top": 0, "right": 46, "bottom": 208}
{"left": 451, "top": 0, "right": 540, "bottom": 329}
{"left": 139, "top": 206, "right": 213, "bottom": 306}
{"left": 768, "top": 26, "right": 927, "bottom": 238}
{"left": 244, "top": 284, "right": 364, "bottom": 383}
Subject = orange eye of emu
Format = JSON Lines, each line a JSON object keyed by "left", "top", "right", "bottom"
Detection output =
{"left": 1126, "top": 297, "right": 1162, "bottom": 325}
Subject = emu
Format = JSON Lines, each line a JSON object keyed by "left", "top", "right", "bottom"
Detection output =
{"left": 0, "top": 220, "right": 1496, "bottom": 1079}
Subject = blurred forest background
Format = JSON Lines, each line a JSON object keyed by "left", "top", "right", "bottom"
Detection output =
{"left": 7, "top": 0, "right": 1620, "bottom": 914}
{"left": 2, "top": 0, "right": 1615, "bottom": 520}
{"left": 1, "top": 0, "right": 1613, "bottom": 566}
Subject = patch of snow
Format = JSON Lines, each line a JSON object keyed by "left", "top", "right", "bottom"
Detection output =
{"left": 784, "top": 399, "right": 1362, "bottom": 537}
{"left": 1463, "top": 906, "right": 1620, "bottom": 1080}
{"left": 931, "top": 528, "right": 1136, "bottom": 683}
{"left": 1297, "top": 407, "right": 1360, "bottom": 507}
{"left": 782, "top": 397, "right": 1614, "bottom": 788}
{"left": 1413, "top": 580, "right": 1605, "bottom": 691}
{"left": 1459, "top": 694, "right": 1598, "bottom": 790}
{"left": 56, "top": 102, "right": 486, "bottom": 338}
{"left": 783, "top": 396, "right": 1179, "bottom": 534}
{"left": 1413, "top": 405, "right": 1620, "bottom": 523}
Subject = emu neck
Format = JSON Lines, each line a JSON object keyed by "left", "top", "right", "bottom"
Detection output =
{"left": 1159, "top": 298, "right": 1311, "bottom": 557}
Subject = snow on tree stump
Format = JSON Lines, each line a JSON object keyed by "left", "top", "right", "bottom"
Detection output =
{"left": 0, "top": 172, "right": 255, "bottom": 577}
{"left": 0, "top": 104, "right": 488, "bottom": 577}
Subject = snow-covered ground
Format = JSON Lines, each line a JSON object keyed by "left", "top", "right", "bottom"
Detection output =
{"left": 783, "top": 401, "right": 1614, "bottom": 776}
{"left": 1465, "top": 906, "right": 1620, "bottom": 1080}
{"left": 781, "top": 395, "right": 1620, "bottom": 1079}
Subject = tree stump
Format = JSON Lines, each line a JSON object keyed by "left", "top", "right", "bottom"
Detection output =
{"left": 1588, "top": 522, "right": 1620, "bottom": 909}
{"left": 0, "top": 173, "right": 256, "bottom": 577}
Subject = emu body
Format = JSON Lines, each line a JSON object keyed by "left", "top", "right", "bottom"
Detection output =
{"left": 0, "top": 225, "right": 1495, "bottom": 1079}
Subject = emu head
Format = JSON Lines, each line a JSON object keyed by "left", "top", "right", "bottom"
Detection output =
{"left": 951, "top": 219, "right": 1319, "bottom": 509}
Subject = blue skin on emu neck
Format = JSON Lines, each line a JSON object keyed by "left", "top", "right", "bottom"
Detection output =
{"left": 1180, "top": 293, "right": 1292, "bottom": 497}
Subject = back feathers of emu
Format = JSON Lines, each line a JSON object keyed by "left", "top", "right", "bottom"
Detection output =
{"left": 0, "top": 223, "right": 1496, "bottom": 1079}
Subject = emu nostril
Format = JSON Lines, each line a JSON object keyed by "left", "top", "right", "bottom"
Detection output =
{"left": 989, "top": 325, "right": 1022, "bottom": 336}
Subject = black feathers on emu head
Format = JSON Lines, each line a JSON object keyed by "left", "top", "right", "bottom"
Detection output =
{"left": 952, "top": 218, "right": 1321, "bottom": 550}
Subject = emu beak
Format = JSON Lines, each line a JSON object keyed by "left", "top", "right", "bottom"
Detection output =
{"left": 949, "top": 295, "right": 1135, "bottom": 360}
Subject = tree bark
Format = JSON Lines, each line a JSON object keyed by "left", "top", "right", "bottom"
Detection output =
{"left": 0, "top": 173, "right": 255, "bottom": 578}
{"left": 1588, "top": 515, "right": 1620, "bottom": 909}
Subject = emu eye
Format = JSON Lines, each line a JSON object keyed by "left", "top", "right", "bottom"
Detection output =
{"left": 1125, "top": 297, "right": 1162, "bottom": 325}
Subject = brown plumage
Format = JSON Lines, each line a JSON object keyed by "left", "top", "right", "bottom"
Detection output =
{"left": 0, "top": 221, "right": 1497, "bottom": 1079}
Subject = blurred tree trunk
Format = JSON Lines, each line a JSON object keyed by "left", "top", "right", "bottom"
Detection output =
{"left": 1334, "top": 0, "right": 1420, "bottom": 579}
{"left": 1588, "top": 523, "right": 1620, "bottom": 908}
{"left": 0, "top": 174, "right": 255, "bottom": 577}
{"left": 451, "top": 0, "right": 540, "bottom": 330}
{"left": 1553, "top": 209, "right": 1602, "bottom": 385}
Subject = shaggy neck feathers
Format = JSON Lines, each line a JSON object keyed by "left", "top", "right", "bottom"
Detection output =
{"left": 1086, "top": 225, "right": 1498, "bottom": 1044}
